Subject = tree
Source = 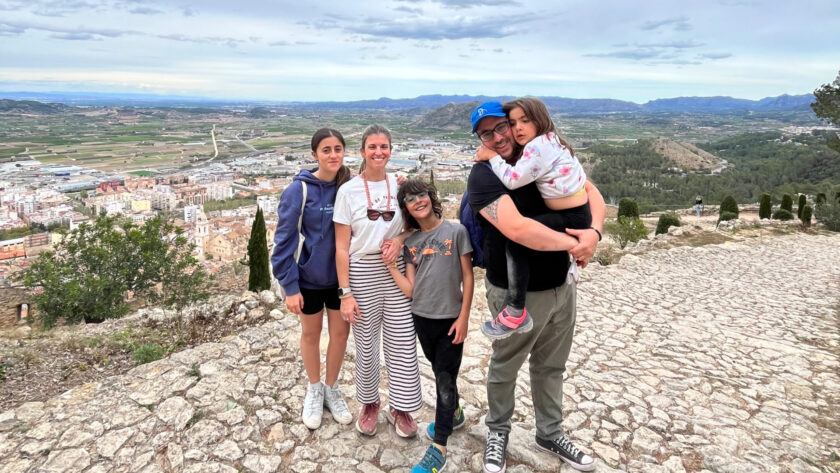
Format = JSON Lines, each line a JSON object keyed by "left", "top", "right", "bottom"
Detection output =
{"left": 429, "top": 166, "right": 437, "bottom": 188}
{"left": 797, "top": 194, "right": 807, "bottom": 219}
{"left": 605, "top": 216, "right": 648, "bottom": 248}
{"left": 248, "top": 207, "right": 271, "bottom": 292}
{"left": 719, "top": 195, "right": 739, "bottom": 220}
{"left": 617, "top": 198, "right": 639, "bottom": 219}
{"left": 759, "top": 193, "right": 772, "bottom": 219}
{"left": 780, "top": 194, "right": 793, "bottom": 213}
{"left": 811, "top": 70, "right": 840, "bottom": 152}
{"left": 17, "top": 216, "right": 211, "bottom": 328}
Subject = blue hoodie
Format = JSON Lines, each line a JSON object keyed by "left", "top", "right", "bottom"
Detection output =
{"left": 271, "top": 169, "right": 338, "bottom": 295}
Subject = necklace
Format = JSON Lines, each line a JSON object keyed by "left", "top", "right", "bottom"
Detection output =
{"left": 362, "top": 171, "right": 391, "bottom": 211}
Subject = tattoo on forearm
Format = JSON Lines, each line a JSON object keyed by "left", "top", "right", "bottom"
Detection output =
{"left": 486, "top": 199, "right": 500, "bottom": 222}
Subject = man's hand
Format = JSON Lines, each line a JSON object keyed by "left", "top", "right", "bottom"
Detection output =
{"left": 567, "top": 228, "right": 599, "bottom": 262}
{"left": 474, "top": 145, "right": 497, "bottom": 162}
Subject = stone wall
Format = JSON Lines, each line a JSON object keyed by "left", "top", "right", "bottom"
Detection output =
{"left": 0, "top": 287, "right": 30, "bottom": 328}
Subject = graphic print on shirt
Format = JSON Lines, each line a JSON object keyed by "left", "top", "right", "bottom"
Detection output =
{"left": 408, "top": 237, "right": 455, "bottom": 264}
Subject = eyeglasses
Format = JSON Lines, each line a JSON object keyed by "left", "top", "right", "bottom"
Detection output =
{"left": 367, "top": 209, "right": 396, "bottom": 221}
{"left": 477, "top": 120, "right": 510, "bottom": 143}
{"left": 403, "top": 191, "right": 429, "bottom": 205}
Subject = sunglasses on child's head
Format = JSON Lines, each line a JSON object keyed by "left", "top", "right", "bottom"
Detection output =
{"left": 367, "top": 209, "right": 396, "bottom": 221}
{"left": 402, "top": 191, "right": 429, "bottom": 205}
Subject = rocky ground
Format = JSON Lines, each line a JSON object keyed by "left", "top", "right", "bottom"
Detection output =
{"left": 1, "top": 227, "right": 839, "bottom": 473}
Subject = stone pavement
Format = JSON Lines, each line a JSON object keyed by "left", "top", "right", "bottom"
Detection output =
{"left": 1, "top": 232, "right": 838, "bottom": 473}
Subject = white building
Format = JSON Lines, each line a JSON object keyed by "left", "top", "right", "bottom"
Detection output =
{"left": 204, "top": 181, "right": 233, "bottom": 201}
{"left": 102, "top": 200, "right": 126, "bottom": 216}
{"left": 257, "top": 195, "right": 278, "bottom": 214}
{"left": 184, "top": 204, "right": 201, "bottom": 223}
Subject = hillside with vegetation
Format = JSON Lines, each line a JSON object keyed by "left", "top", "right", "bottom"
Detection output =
{"left": 585, "top": 131, "right": 840, "bottom": 212}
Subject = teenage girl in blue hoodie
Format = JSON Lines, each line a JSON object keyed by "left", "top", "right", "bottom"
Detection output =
{"left": 271, "top": 128, "right": 354, "bottom": 430}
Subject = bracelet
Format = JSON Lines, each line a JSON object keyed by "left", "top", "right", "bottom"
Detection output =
{"left": 590, "top": 227, "right": 602, "bottom": 241}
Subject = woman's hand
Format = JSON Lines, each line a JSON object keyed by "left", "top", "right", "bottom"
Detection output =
{"left": 381, "top": 238, "right": 401, "bottom": 266}
{"left": 340, "top": 295, "right": 361, "bottom": 325}
{"left": 474, "top": 145, "right": 497, "bottom": 162}
{"left": 396, "top": 173, "right": 407, "bottom": 185}
{"left": 566, "top": 228, "right": 599, "bottom": 262}
{"left": 285, "top": 292, "right": 304, "bottom": 315}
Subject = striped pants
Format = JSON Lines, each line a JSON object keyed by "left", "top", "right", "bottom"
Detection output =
{"left": 349, "top": 254, "right": 422, "bottom": 412}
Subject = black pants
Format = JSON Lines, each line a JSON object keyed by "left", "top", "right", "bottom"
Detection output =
{"left": 506, "top": 202, "right": 592, "bottom": 309}
{"left": 413, "top": 314, "right": 464, "bottom": 446}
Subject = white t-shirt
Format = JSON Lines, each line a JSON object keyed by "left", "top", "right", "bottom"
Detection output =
{"left": 333, "top": 174, "right": 404, "bottom": 262}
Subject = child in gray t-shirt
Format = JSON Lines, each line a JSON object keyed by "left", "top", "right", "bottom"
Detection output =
{"left": 386, "top": 179, "right": 473, "bottom": 473}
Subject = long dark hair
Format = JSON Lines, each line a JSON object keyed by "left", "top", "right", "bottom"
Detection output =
{"left": 503, "top": 97, "right": 575, "bottom": 157}
{"left": 397, "top": 179, "right": 442, "bottom": 230}
{"left": 311, "top": 127, "right": 351, "bottom": 187}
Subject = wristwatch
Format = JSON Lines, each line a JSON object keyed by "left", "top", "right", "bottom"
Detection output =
{"left": 338, "top": 287, "right": 352, "bottom": 298}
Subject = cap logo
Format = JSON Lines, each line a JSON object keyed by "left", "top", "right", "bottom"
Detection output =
{"left": 477, "top": 108, "right": 486, "bottom": 116}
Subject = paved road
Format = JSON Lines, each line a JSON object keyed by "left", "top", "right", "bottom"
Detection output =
{"left": 0, "top": 232, "right": 838, "bottom": 473}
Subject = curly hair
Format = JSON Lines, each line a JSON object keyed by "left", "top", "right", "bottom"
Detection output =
{"left": 397, "top": 179, "right": 442, "bottom": 230}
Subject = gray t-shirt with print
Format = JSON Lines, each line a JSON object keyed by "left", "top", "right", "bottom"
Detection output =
{"left": 402, "top": 220, "right": 473, "bottom": 319}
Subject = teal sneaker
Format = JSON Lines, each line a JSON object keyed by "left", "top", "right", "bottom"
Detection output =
{"left": 425, "top": 405, "right": 466, "bottom": 441}
{"left": 411, "top": 444, "right": 446, "bottom": 473}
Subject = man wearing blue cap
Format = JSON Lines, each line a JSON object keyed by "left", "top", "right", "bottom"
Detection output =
{"left": 467, "top": 102, "right": 604, "bottom": 472}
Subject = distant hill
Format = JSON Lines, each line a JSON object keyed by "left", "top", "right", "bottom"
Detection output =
{"left": 413, "top": 101, "right": 480, "bottom": 130}
{"left": 640, "top": 94, "right": 813, "bottom": 112}
{"left": 0, "top": 99, "right": 69, "bottom": 114}
{"left": 0, "top": 91, "right": 817, "bottom": 114}
{"left": 650, "top": 138, "right": 724, "bottom": 171}
{"left": 286, "top": 93, "right": 815, "bottom": 113}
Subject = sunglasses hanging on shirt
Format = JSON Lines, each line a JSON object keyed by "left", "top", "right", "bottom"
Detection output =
{"left": 362, "top": 172, "right": 395, "bottom": 222}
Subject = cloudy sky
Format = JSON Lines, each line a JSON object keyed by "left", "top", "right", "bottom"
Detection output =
{"left": 1, "top": 0, "right": 838, "bottom": 102}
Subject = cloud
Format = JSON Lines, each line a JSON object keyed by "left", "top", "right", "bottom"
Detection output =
{"left": 182, "top": 6, "right": 197, "bottom": 16}
{"left": 129, "top": 7, "right": 164, "bottom": 15}
{"left": 1, "top": 20, "right": 136, "bottom": 39}
{"left": 158, "top": 34, "right": 244, "bottom": 48}
{"left": 637, "top": 40, "right": 704, "bottom": 49}
{"left": 50, "top": 32, "right": 100, "bottom": 41}
{"left": 586, "top": 49, "right": 662, "bottom": 60}
{"left": 0, "top": 22, "right": 27, "bottom": 36}
{"left": 641, "top": 16, "right": 691, "bottom": 31}
{"left": 21, "top": 0, "right": 102, "bottom": 18}
{"left": 698, "top": 52, "right": 733, "bottom": 59}
{"left": 319, "top": 14, "right": 536, "bottom": 40}
{"left": 586, "top": 40, "right": 709, "bottom": 62}
{"left": 394, "top": 6, "right": 423, "bottom": 14}
{"left": 269, "top": 40, "right": 290, "bottom": 47}
{"left": 396, "top": 0, "right": 520, "bottom": 8}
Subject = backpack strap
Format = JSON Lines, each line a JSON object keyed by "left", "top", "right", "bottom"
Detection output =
{"left": 292, "top": 181, "right": 307, "bottom": 263}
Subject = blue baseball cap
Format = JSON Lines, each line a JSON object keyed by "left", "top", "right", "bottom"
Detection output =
{"left": 470, "top": 102, "right": 506, "bottom": 133}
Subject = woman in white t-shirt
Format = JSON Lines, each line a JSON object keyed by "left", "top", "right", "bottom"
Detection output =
{"left": 333, "top": 124, "right": 422, "bottom": 438}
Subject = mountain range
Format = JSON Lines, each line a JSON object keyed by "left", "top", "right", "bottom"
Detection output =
{"left": 0, "top": 91, "right": 815, "bottom": 114}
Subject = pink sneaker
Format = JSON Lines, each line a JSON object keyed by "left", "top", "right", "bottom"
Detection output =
{"left": 355, "top": 401, "right": 380, "bottom": 436}
{"left": 385, "top": 406, "right": 418, "bottom": 438}
{"left": 481, "top": 307, "right": 533, "bottom": 340}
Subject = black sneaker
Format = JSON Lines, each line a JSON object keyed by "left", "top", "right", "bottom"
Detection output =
{"left": 483, "top": 431, "right": 508, "bottom": 473}
{"left": 535, "top": 434, "right": 595, "bottom": 471}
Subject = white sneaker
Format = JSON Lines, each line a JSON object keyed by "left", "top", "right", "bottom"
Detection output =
{"left": 324, "top": 382, "right": 353, "bottom": 425}
{"left": 301, "top": 382, "right": 324, "bottom": 429}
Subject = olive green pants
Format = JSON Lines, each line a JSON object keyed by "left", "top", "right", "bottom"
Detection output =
{"left": 484, "top": 278, "right": 577, "bottom": 439}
